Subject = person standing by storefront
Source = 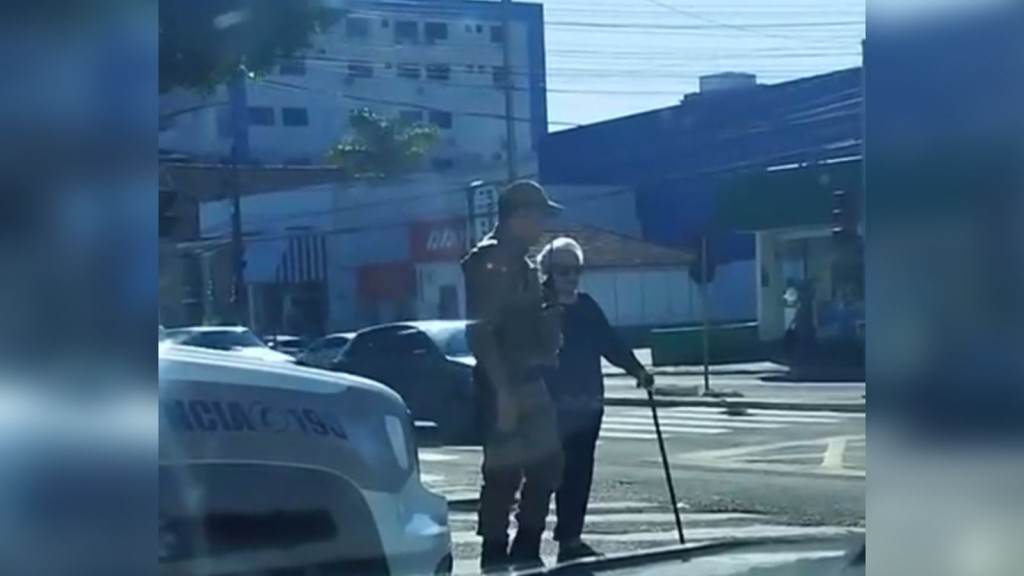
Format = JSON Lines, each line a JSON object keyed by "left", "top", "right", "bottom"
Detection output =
{"left": 537, "top": 237, "right": 654, "bottom": 562}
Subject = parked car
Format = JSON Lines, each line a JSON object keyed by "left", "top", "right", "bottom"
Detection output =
{"left": 159, "top": 344, "right": 452, "bottom": 576}
{"left": 325, "top": 321, "right": 479, "bottom": 444}
{"left": 297, "top": 332, "right": 357, "bottom": 369}
{"left": 162, "top": 326, "right": 295, "bottom": 363}
{"left": 263, "top": 334, "right": 309, "bottom": 357}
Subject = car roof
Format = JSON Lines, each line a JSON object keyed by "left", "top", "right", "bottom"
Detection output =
{"left": 159, "top": 343, "right": 403, "bottom": 403}
{"left": 355, "top": 320, "right": 467, "bottom": 335}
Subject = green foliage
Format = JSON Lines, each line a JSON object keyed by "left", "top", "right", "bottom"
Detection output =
{"left": 328, "top": 108, "right": 441, "bottom": 179}
{"left": 159, "top": 0, "right": 340, "bottom": 93}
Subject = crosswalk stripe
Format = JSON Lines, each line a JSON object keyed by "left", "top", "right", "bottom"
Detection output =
{"left": 448, "top": 511, "right": 764, "bottom": 524}
{"left": 419, "top": 451, "right": 462, "bottom": 462}
{"left": 449, "top": 523, "right": 857, "bottom": 545}
{"left": 597, "top": 430, "right": 658, "bottom": 440}
{"left": 603, "top": 415, "right": 785, "bottom": 430}
{"left": 601, "top": 422, "right": 730, "bottom": 435}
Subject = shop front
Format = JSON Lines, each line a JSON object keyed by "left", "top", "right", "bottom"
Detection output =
{"left": 408, "top": 218, "right": 468, "bottom": 320}
{"left": 717, "top": 158, "right": 864, "bottom": 354}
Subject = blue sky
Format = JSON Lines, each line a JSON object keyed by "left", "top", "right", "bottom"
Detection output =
{"left": 540, "top": 0, "right": 865, "bottom": 129}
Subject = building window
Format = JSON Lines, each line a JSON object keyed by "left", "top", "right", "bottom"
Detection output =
{"left": 397, "top": 63, "right": 421, "bottom": 80}
{"left": 381, "top": 19, "right": 390, "bottom": 28}
{"left": 428, "top": 110, "right": 453, "bottom": 129}
{"left": 282, "top": 107, "right": 309, "bottom": 127}
{"left": 492, "top": 65, "right": 508, "bottom": 87}
{"left": 464, "top": 64, "right": 475, "bottom": 74}
{"left": 395, "top": 20, "right": 419, "bottom": 44}
{"left": 490, "top": 25, "right": 504, "bottom": 43}
{"left": 426, "top": 63, "right": 451, "bottom": 81}
{"left": 431, "top": 157, "right": 455, "bottom": 171}
{"left": 248, "top": 106, "right": 275, "bottom": 126}
{"left": 347, "top": 61, "right": 373, "bottom": 78}
{"left": 475, "top": 24, "right": 484, "bottom": 34}
{"left": 425, "top": 22, "right": 448, "bottom": 44}
{"left": 399, "top": 110, "right": 424, "bottom": 125}
{"left": 346, "top": 17, "right": 370, "bottom": 39}
{"left": 278, "top": 59, "right": 306, "bottom": 75}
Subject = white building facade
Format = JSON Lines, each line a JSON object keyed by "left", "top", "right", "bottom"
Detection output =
{"left": 159, "top": 0, "right": 547, "bottom": 174}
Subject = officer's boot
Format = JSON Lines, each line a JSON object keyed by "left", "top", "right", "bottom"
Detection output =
{"left": 480, "top": 539, "right": 510, "bottom": 573}
{"left": 508, "top": 529, "right": 545, "bottom": 570}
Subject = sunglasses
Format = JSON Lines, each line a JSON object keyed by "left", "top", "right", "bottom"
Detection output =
{"left": 550, "top": 264, "right": 581, "bottom": 277}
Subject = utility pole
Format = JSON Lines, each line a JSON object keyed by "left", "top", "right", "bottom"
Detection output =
{"left": 499, "top": 0, "right": 518, "bottom": 181}
{"left": 228, "top": 71, "right": 249, "bottom": 326}
{"left": 700, "top": 236, "right": 711, "bottom": 395}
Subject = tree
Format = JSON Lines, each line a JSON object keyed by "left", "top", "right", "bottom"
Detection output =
{"left": 328, "top": 108, "right": 441, "bottom": 179}
{"left": 159, "top": 0, "right": 339, "bottom": 94}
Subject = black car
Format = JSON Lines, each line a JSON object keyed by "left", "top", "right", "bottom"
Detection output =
{"left": 324, "top": 321, "right": 479, "bottom": 444}
{"left": 296, "top": 332, "right": 357, "bottom": 368}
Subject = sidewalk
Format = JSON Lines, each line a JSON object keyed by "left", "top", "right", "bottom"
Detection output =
{"left": 602, "top": 349, "right": 787, "bottom": 378}
{"left": 604, "top": 380, "right": 865, "bottom": 412}
{"left": 602, "top": 349, "right": 865, "bottom": 412}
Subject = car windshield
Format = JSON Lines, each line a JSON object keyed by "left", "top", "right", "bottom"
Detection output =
{"left": 178, "top": 329, "right": 267, "bottom": 351}
{"left": 423, "top": 325, "right": 470, "bottom": 357}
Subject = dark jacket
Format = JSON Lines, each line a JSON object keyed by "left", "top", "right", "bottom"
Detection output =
{"left": 545, "top": 292, "right": 644, "bottom": 415}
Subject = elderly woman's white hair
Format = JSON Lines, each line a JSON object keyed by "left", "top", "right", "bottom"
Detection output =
{"left": 537, "top": 236, "right": 584, "bottom": 279}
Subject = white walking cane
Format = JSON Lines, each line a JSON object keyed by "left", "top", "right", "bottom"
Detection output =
{"left": 645, "top": 382, "right": 686, "bottom": 545}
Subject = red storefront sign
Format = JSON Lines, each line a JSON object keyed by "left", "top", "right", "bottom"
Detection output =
{"left": 356, "top": 262, "right": 415, "bottom": 301}
{"left": 409, "top": 218, "right": 467, "bottom": 262}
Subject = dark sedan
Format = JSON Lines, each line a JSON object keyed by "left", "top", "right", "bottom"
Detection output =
{"left": 323, "top": 320, "right": 479, "bottom": 444}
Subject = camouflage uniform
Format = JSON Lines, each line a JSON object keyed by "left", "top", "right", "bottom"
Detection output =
{"left": 463, "top": 181, "right": 564, "bottom": 566}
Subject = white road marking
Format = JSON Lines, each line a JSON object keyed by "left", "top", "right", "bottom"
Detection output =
{"left": 604, "top": 415, "right": 785, "bottom": 429}
{"left": 450, "top": 524, "right": 858, "bottom": 544}
{"left": 418, "top": 451, "right": 462, "bottom": 462}
{"left": 602, "top": 422, "right": 731, "bottom": 435}
{"left": 821, "top": 437, "right": 848, "bottom": 469}
{"left": 597, "top": 430, "right": 659, "bottom": 440}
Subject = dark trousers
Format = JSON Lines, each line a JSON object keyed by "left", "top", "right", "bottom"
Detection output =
{"left": 553, "top": 408, "right": 603, "bottom": 543}
{"left": 476, "top": 380, "right": 564, "bottom": 542}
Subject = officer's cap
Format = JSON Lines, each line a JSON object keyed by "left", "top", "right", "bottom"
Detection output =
{"left": 498, "top": 180, "right": 562, "bottom": 218}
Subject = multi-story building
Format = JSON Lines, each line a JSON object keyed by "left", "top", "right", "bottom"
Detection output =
{"left": 159, "top": 0, "right": 547, "bottom": 174}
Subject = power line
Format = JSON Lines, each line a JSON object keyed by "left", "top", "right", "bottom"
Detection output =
{"left": 192, "top": 108, "right": 860, "bottom": 239}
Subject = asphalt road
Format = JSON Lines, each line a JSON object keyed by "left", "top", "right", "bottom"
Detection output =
{"left": 419, "top": 405, "right": 865, "bottom": 574}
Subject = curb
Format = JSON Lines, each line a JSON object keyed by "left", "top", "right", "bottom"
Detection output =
{"left": 603, "top": 368, "right": 785, "bottom": 378}
{"left": 603, "top": 395, "right": 865, "bottom": 413}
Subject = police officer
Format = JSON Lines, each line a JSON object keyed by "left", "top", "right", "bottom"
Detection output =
{"left": 463, "top": 180, "right": 564, "bottom": 571}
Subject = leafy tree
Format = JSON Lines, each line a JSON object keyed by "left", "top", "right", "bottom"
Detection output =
{"left": 159, "top": 0, "right": 339, "bottom": 93}
{"left": 328, "top": 108, "right": 441, "bottom": 179}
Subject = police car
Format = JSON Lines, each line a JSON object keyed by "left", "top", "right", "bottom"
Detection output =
{"left": 159, "top": 343, "right": 452, "bottom": 576}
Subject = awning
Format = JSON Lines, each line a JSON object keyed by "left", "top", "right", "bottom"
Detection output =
{"left": 715, "top": 157, "right": 862, "bottom": 232}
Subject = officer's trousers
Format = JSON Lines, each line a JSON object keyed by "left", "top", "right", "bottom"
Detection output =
{"left": 476, "top": 379, "right": 565, "bottom": 543}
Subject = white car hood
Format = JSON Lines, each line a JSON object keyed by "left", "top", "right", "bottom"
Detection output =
{"left": 233, "top": 347, "right": 295, "bottom": 363}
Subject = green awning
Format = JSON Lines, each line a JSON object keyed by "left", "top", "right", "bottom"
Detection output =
{"left": 715, "top": 158, "right": 862, "bottom": 232}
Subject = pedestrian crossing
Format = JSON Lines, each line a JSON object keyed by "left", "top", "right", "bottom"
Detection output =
{"left": 598, "top": 406, "right": 862, "bottom": 441}
{"left": 444, "top": 500, "right": 862, "bottom": 575}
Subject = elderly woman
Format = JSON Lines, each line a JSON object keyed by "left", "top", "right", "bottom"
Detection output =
{"left": 538, "top": 237, "right": 654, "bottom": 562}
